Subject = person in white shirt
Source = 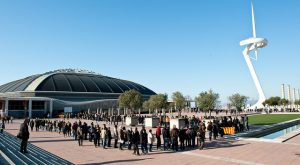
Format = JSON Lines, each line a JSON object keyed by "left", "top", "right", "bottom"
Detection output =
{"left": 148, "top": 129, "right": 154, "bottom": 152}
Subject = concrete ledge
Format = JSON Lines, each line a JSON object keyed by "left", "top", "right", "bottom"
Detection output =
{"left": 145, "top": 117, "right": 159, "bottom": 128}
{"left": 125, "top": 117, "right": 139, "bottom": 126}
{"left": 170, "top": 118, "right": 186, "bottom": 129}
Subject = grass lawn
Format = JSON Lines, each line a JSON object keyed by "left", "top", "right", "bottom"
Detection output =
{"left": 248, "top": 114, "right": 300, "bottom": 125}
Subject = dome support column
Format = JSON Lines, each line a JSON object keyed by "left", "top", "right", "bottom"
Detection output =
{"left": 28, "top": 99, "right": 32, "bottom": 119}
{"left": 4, "top": 99, "right": 8, "bottom": 116}
{"left": 49, "top": 99, "right": 53, "bottom": 118}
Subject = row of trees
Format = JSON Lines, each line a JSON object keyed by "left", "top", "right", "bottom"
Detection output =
{"left": 263, "top": 96, "right": 300, "bottom": 107}
{"left": 118, "top": 89, "right": 249, "bottom": 116}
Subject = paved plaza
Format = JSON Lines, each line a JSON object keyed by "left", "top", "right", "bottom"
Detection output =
{"left": 3, "top": 119, "right": 300, "bottom": 165}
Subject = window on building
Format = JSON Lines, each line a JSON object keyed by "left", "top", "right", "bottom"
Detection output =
{"left": 32, "top": 101, "right": 45, "bottom": 110}
{"left": 8, "top": 101, "right": 27, "bottom": 110}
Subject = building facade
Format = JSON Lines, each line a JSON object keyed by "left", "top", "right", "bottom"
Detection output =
{"left": 0, "top": 69, "right": 156, "bottom": 118}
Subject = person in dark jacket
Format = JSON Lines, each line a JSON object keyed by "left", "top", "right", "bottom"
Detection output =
{"left": 162, "top": 126, "right": 170, "bottom": 151}
{"left": 212, "top": 121, "right": 218, "bottom": 140}
{"left": 132, "top": 127, "right": 140, "bottom": 156}
{"left": 107, "top": 127, "right": 112, "bottom": 147}
{"left": 93, "top": 127, "right": 100, "bottom": 147}
{"left": 140, "top": 126, "right": 148, "bottom": 154}
{"left": 0, "top": 120, "right": 5, "bottom": 133}
{"left": 19, "top": 118, "right": 30, "bottom": 153}
{"left": 197, "top": 125, "right": 206, "bottom": 150}
{"left": 119, "top": 127, "right": 125, "bottom": 150}
{"left": 29, "top": 120, "right": 34, "bottom": 132}
{"left": 190, "top": 127, "right": 196, "bottom": 148}
{"left": 179, "top": 128, "right": 186, "bottom": 151}
{"left": 207, "top": 121, "right": 213, "bottom": 141}
{"left": 170, "top": 125, "right": 179, "bottom": 152}
{"left": 127, "top": 128, "right": 133, "bottom": 150}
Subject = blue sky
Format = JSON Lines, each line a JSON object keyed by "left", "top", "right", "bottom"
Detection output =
{"left": 0, "top": 0, "right": 299, "bottom": 104}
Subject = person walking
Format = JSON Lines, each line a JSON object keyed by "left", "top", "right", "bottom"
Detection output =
{"left": 29, "top": 120, "right": 34, "bottom": 132}
{"left": 127, "top": 128, "right": 133, "bottom": 150}
{"left": 198, "top": 125, "right": 205, "bottom": 150}
{"left": 18, "top": 119, "right": 30, "bottom": 153}
{"left": 101, "top": 126, "right": 107, "bottom": 149}
{"left": 72, "top": 122, "right": 78, "bottom": 140}
{"left": 107, "top": 127, "right": 112, "bottom": 147}
{"left": 93, "top": 127, "right": 100, "bottom": 147}
{"left": 113, "top": 125, "right": 118, "bottom": 148}
{"left": 77, "top": 126, "right": 83, "bottom": 146}
{"left": 0, "top": 120, "right": 5, "bottom": 134}
{"left": 132, "top": 127, "right": 140, "bottom": 156}
{"left": 119, "top": 126, "right": 125, "bottom": 150}
{"left": 207, "top": 121, "right": 213, "bottom": 141}
{"left": 10, "top": 116, "right": 14, "bottom": 123}
{"left": 212, "top": 121, "right": 218, "bottom": 140}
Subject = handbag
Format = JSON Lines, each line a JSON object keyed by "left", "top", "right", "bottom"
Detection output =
{"left": 17, "top": 132, "right": 22, "bottom": 139}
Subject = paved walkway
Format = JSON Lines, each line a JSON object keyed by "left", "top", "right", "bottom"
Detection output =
{"left": 3, "top": 120, "right": 300, "bottom": 165}
{"left": 286, "top": 133, "right": 300, "bottom": 145}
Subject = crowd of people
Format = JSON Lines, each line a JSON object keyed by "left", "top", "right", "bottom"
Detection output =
{"left": 0, "top": 108, "right": 298, "bottom": 156}
{"left": 0, "top": 110, "right": 252, "bottom": 156}
{"left": 30, "top": 118, "right": 207, "bottom": 154}
{"left": 22, "top": 113, "right": 249, "bottom": 156}
{"left": 0, "top": 115, "right": 14, "bottom": 134}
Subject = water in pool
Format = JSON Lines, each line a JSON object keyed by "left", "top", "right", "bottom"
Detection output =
{"left": 260, "top": 124, "right": 300, "bottom": 139}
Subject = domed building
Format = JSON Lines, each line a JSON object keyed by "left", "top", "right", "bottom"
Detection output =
{"left": 0, "top": 69, "right": 156, "bottom": 118}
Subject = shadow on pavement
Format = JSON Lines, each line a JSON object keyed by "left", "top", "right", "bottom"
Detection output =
{"left": 31, "top": 136, "right": 63, "bottom": 139}
{"left": 80, "top": 158, "right": 153, "bottom": 165}
{"left": 204, "top": 140, "right": 249, "bottom": 150}
{"left": 29, "top": 139, "right": 75, "bottom": 143}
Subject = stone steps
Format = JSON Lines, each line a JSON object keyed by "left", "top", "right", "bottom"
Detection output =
{"left": 0, "top": 132, "right": 73, "bottom": 165}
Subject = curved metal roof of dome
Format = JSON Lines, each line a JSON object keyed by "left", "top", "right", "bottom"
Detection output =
{"left": 0, "top": 69, "right": 156, "bottom": 95}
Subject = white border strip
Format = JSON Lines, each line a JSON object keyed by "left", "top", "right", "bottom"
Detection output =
{"left": 0, "top": 149, "right": 15, "bottom": 165}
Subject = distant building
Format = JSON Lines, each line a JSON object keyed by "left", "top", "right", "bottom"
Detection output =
{"left": 0, "top": 69, "right": 156, "bottom": 118}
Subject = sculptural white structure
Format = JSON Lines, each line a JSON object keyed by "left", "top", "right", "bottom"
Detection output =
{"left": 240, "top": 1, "right": 268, "bottom": 109}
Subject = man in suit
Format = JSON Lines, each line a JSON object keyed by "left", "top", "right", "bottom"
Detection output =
{"left": 19, "top": 118, "right": 30, "bottom": 153}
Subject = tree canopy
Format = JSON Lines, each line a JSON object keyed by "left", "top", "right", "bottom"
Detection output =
{"left": 228, "top": 93, "right": 248, "bottom": 112}
{"left": 172, "top": 91, "right": 186, "bottom": 111}
{"left": 148, "top": 94, "right": 168, "bottom": 110}
{"left": 118, "top": 89, "right": 142, "bottom": 111}
{"left": 195, "top": 89, "right": 219, "bottom": 116}
{"left": 263, "top": 97, "right": 290, "bottom": 107}
{"left": 262, "top": 96, "right": 281, "bottom": 106}
{"left": 279, "top": 98, "right": 289, "bottom": 106}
